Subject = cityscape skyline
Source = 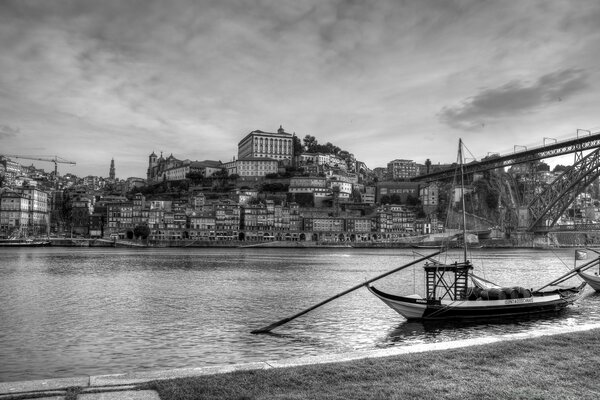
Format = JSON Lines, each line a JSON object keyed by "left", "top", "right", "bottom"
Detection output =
{"left": 1, "top": 1, "right": 599, "bottom": 178}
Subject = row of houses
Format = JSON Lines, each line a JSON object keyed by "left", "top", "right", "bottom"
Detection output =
{"left": 67, "top": 193, "right": 435, "bottom": 242}
{"left": 0, "top": 174, "right": 442, "bottom": 238}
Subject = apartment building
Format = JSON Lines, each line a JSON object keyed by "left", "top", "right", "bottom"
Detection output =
{"left": 107, "top": 202, "right": 133, "bottom": 236}
{"left": 71, "top": 196, "right": 93, "bottom": 236}
{"left": 0, "top": 190, "right": 29, "bottom": 237}
{"left": 0, "top": 184, "right": 49, "bottom": 237}
{"left": 387, "top": 159, "right": 419, "bottom": 180}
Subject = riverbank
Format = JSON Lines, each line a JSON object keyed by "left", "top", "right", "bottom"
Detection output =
{"left": 1, "top": 324, "right": 599, "bottom": 399}
{"left": 148, "top": 326, "right": 600, "bottom": 399}
{"left": 38, "top": 237, "right": 526, "bottom": 248}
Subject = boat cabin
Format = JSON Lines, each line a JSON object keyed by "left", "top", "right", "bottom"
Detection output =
{"left": 424, "top": 261, "right": 472, "bottom": 301}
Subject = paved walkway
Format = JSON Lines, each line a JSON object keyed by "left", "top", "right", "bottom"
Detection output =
{"left": 2, "top": 323, "right": 600, "bottom": 400}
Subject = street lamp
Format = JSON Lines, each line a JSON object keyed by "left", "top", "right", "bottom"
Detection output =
{"left": 577, "top": 129, "right": 591, "bottom": 138}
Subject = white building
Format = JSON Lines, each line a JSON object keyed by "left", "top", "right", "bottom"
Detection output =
{"left": 236, "top": 157, "right": 279, "bottom": 177}
{"left": 238, "top": 126, "right": 294, "bottom": 162}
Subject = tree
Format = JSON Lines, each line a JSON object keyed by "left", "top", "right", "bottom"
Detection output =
{"left": 390, "top": 194, "right": 402, "bottom": 204}
{"left": 292, "top": 135, "right": 303, "bottom": 155}
{"left": 248, "top": 197, "right": 262, "bottom": 205}
{"left": 186, "top": 171, "right": 204, "bottom": 184}
{"left": 303, "top": 135, "right": 318, "bottom": 152}
{"left": 536, "top": 161, "right": 550, "bottom": 172}
{"left": 553, "top": 164, "right": 569, "bottom": 173}
{"left": 406, "top": 194, "right": 420, "bottom": 206}
{"left": 134, "top": 225, "right": 151, "bottom": 239}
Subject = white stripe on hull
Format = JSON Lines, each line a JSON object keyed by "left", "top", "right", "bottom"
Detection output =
{"left": 379, "top": 297, "right": 427, "bottom": 319}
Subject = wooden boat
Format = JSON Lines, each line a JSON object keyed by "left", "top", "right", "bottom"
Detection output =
{"left": 368, "top": 265, "right": 585, "bottom": 321}
{"left": 368, "top": 139, "right": 586, "bottom": 321}
{"left": 577, "top": 270, "right": 600, "bottom": 291}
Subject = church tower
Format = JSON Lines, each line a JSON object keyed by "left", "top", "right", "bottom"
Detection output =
{"left": 149, "top": 151, "right": 157, "bottom": 168}
{"left": 109, "top": 158, "right": 115, "bottom": 180}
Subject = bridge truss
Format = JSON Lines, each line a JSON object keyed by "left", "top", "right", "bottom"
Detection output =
{"left": 413, "top": 131, "right": 600, "bottom": 183}
{"left": 528, "top": 147, "right": 600, "bottom": 231}
{"left": 412, "top": 131, "right": 600, "bottom": 232}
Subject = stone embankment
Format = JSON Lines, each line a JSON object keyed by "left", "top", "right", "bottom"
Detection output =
{"left": 41, "top": 232, "right": 598, "bottom": 248}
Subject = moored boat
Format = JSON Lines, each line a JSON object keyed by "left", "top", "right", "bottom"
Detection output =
{"left": 0, "top": 239, "right": 51, "bottom": 247}
{"left": 368, "top": 139, "right": 587, "bottom": 321}
{"left": 577, "top": 270, "right": 600, "bottom": 291}
{"left": 368, "top": 262, "right": 585, "bottom": 321}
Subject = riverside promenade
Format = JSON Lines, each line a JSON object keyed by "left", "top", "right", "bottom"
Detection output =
{"left": 2, "top": 323, "right": 599, "bottom": 400}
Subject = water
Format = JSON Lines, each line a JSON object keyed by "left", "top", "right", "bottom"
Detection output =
{"left": 1, "top": 247, "right": 599, "bottom": 383}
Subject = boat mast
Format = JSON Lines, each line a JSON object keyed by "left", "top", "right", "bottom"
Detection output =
{"left": 458, "top": 138, "right": 468, "bottom": 263}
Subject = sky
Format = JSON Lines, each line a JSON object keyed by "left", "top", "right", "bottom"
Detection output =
{"left": 1, "top": 0, "right": 599, "bottom": 179}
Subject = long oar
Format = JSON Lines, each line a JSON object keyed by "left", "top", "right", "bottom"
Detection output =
{"left": 251, "top": 250, "right": 444, "bottom": 334}
{"left": 534, "top": 256, "right": 600, "bottom": 292}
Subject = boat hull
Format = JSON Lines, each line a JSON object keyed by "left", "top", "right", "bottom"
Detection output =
{"left": 367, "top": 284, "right": 584, "bottom": 321}
{"left": 577, "top": 271, "right": 600, "bottom": 291}
{"left": 0, "top": 240, "right": 51, "bottom": 247}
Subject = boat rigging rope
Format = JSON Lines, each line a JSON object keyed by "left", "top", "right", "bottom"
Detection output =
{"left": 549, "top": 248, "right": 574, "bottom": 272}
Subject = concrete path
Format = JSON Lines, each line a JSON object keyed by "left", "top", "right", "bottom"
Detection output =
{"left": 2, "top": 323, "right": 599, "bottom": 400}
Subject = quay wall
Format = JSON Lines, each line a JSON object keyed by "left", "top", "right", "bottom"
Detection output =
{"left": 43, "top": 232, "right": 600, "bottom": 248}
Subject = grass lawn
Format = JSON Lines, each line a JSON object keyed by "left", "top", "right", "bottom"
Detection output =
{"left": 146, "top": 329, "right": 600, "bottom": 400}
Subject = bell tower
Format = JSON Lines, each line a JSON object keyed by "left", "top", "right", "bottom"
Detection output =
{"left": 109, "top": 158, "right": 115, "bottom": 180}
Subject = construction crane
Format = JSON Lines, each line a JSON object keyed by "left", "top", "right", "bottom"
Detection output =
{"left": 2, "top": 155, "right": 76, "bottom": 184}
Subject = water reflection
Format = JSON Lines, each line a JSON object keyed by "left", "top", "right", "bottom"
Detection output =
{"left": 383, "top": 311, "right": 570, "bottom": 346}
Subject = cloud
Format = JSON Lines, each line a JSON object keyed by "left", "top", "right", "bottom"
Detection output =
{"left": 0, "top": 124, "right": 19, "bottom": 139}
{"left": 438, "top": 69, "right": 589, "bottom": 131}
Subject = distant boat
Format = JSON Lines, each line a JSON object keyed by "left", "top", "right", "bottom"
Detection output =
{"left": 411, "top": 243, "right": 445, "bottom": 249}
{"left": 368, "top": 139, "right": 586, "bottom": 321}
{"left": 0, "top": 239, "right": 51, "bottom": 247}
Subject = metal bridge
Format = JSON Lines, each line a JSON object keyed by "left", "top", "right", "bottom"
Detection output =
{"left": 411, "top": 130, "right": 600, "bottom": 233}
{"left": 412, "top": 130, "right": 600, "bottom": 183}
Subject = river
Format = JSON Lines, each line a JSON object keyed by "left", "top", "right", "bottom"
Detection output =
{"left": 1, "top": 247, "right": 599, "bottom": 383}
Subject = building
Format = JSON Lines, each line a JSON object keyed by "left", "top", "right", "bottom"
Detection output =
{"left": 419, "top": 182, "right": 440, "bottom": 213}
{"left": 288, "top": 176, "right": 331, "bottom": 207}
{"left": 107, "top": 202, "right": 133, "bottom": 237}
{"left": 0, "top": 156, "right": 22, "bottom": 186}
{"left": 237, "top": 126, "right": 294, "bottom": 163}
{"left": 376, "top": 182, "right": 420, "bottom": 204}
{"left": 71, "top": 196, "right": 93, "bottom": 236}
{"left": 360, "top": 185, "right": 376, "bottom": 205}
{"left": 147, "top": 152, "right": 183, "bottom": 183}
{"left": 235, "top": 157, "right": 279, "bottom": 177}
{"left": 124, "top": 177, "right": 146, "bottom": 192}
{"left": 328, "top": 178, "right": 353, "bottom": 202}
{"left": 164, "top": 160, "right": 222, "bottom": 181}
{"left": 0, "top": 190, "right": 29, "bottom": 237}
{"left": 299, "top": 153, "right": 345, "bottom": 169}
{"left": 0, "top": 185, "right": 49, "bottom": 237}
{"left": 387, "top": 159, "right": 419, "bottom": 180}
